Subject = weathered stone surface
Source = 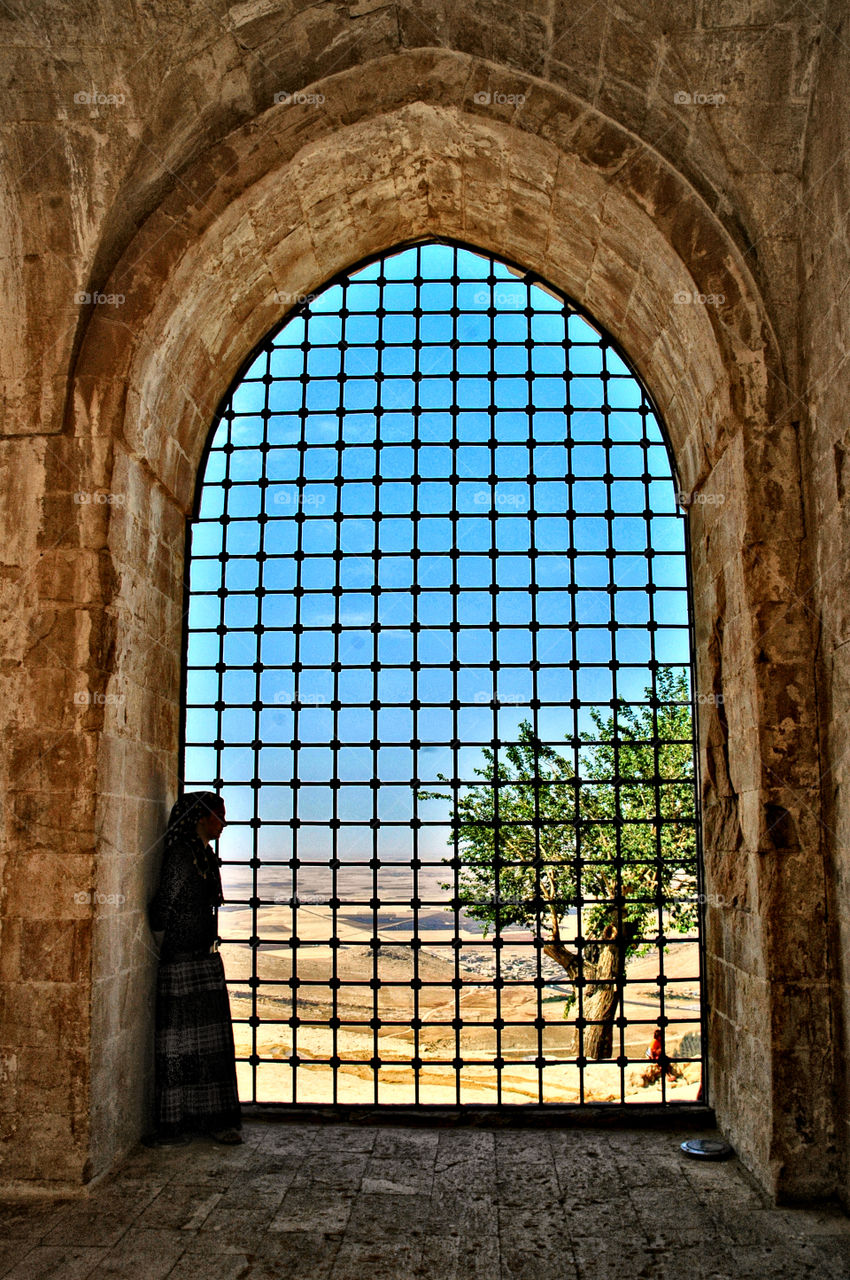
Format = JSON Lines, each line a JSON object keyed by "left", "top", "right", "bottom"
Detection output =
{"left": 1, "top": 1121, "right": 849, "bottom": 1278}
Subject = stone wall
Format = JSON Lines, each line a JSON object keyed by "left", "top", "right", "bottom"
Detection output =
{"left": 0, "top": 1, "right": 844, "bottom": 1203}
{"left": 801, "top": 8, "right": 850, "bottom": 1209}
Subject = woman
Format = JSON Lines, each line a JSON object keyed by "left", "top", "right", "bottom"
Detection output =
{"left": 149, "top": 791, "right": 243, "bottom": 1144}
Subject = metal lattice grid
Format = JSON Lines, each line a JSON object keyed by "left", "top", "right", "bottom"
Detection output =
{"left": 182, "top": 239, "right": 706, "bottom": 1108}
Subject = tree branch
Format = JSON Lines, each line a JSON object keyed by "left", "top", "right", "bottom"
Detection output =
{"left": 543, "top": 939, "right": 588, "bottom": 982}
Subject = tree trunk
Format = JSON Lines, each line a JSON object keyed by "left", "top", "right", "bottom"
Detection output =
{"left": 543, "top": 925, "right": 626, "bottom": 1062}
{"left": 575, "top": 936, "right": 620, "bottom": 1060}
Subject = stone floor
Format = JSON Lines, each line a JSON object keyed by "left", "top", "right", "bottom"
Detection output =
{"left": 0, "top": 1120, "right": 848, "bottom": 1279}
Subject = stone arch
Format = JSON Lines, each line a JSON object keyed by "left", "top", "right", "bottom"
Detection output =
{"left": 64, "top": 56, "right": 830, "bottom": 1199}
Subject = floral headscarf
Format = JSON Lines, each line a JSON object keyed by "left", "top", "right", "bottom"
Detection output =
{"left": 164, "top": 791, "right": 225, "bottom": 905}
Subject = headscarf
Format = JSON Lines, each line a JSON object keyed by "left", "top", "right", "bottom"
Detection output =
{"left": 165, "top": 790, "right": 225, "bottom": 905}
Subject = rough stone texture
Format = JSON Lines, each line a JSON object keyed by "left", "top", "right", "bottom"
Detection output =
{"left": 0, "top": 0, "right": 846, "bottom": 1209}
{"left": 0, "top": 1120, "right": 849, "bottom": 1280}
{"left": 800, "top": 5, "right": 850, "bottom": 1217}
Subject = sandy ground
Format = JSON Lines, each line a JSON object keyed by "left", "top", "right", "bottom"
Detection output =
{"left": 217, "top": 864, "right": 703, "bottom": 1105}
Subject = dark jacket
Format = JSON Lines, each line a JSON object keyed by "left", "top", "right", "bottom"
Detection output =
{"left": 149, "top": 839, "right": 220, "bottom": 960}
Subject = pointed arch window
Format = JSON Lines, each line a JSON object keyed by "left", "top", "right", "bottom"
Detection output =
{"left": 182, "top": 241, "right": 706, "bottom": 1107}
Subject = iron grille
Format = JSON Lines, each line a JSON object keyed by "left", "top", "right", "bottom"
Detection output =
{"left": 182, "top": 240, "right": 706, "bottom": 1108}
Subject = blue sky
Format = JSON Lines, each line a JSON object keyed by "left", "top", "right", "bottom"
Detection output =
{"left": 183, "top": 244, "right": 691, "bottom": 866}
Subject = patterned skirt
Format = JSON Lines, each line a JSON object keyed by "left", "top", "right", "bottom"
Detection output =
{"left": 154, "top": 951, "right": 241, "bottom": 1135}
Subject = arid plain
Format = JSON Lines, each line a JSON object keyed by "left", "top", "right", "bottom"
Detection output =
{"left": 218, "top": 864, "right": 702, "bottom": 1106}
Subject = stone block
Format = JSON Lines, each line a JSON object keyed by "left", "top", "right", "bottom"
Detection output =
{"left": 19, "top": 920, "right": 91, "bottom": 984}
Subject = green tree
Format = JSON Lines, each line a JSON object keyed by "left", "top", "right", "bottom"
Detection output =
{"left": 420, "top": 668, "right": 698, "bottom": 1061}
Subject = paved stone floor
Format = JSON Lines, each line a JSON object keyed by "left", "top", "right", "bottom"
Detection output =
{"left": 0, "top": 1120, "right": 848, "bottom": 1279}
